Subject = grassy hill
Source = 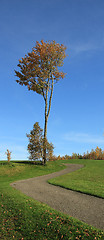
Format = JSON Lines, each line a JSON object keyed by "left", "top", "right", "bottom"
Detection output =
{"left": 0, "top": 159, "right": 104, "bottom": 239}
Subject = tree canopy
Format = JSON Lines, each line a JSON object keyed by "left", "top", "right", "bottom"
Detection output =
{"left": 15, "top": 40, "right": 66, "bottom": 95}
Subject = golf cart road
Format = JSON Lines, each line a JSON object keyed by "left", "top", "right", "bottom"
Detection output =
{"left": 11, "top": 164, "right": 104, "bottom": 230}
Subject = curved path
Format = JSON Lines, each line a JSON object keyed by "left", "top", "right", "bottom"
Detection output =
{"left": 11, "top": 164, "right": 104, "bottom": 230}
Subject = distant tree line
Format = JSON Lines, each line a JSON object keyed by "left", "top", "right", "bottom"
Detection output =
{"left": 4, "top": 146, "right": 104, "bottom": 163}
{"left": 51, "top": 146, "right": 104, "bottom": 161}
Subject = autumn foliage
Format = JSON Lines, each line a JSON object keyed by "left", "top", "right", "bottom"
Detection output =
{"left": 15, "top": 40, "right": 66, "bottom": 91}
{"left": 5, "top": 149, "right": 12, "bottom": 163}
{"left": 15, "top": 40, "right": 66, "bottom": 165}
{"left": 51, "top": 146, "right": 104, "bottom": 161}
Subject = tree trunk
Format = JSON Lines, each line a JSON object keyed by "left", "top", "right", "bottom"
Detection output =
{"left": 43, "top": 81, "right": 48, "bottom": 165}
{"left": 43, "top": 74, "right": 53, "bottom": 165}
{"left": 43, "top": 113, "right": 48, "bottom": 165}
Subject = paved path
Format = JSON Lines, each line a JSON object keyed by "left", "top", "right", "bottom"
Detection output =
{"left": 11, "top": 164, "right": 104, "bottom": 230}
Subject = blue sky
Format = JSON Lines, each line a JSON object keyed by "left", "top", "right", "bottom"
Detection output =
{"left": 0, "top": 0, "right": 104, "bottom": 160}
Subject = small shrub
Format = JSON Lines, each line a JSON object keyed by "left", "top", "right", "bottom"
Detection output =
{"left": 5, "top": 149, "right": 12, "bottom": 163}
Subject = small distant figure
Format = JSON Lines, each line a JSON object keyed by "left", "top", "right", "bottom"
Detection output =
{"left": 5, "top": 149, "right": 12, "bottom": 163}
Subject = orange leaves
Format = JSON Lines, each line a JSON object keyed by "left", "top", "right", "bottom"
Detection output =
{"left": 5, "top": 149, "right": 11, "bottom": 163}
{"left": 47, "top": 221, "right": 52, "bottom": 226}
{"left": 61, "top": 235, "right": 63, "bottom": 239}
{"left": 15, "top": 40, "right": 66, "bottom": 96}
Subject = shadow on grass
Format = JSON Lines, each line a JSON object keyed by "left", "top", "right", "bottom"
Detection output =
{"left": 0, "top": 161, "right": 9, "bottom": 165}
{"left": 13, "top": 160, "right": 43, "bottom": 165}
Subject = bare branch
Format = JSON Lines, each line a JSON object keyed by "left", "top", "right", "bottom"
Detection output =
{"left": 41, "top": 88, "right": 46, "bottom": 101}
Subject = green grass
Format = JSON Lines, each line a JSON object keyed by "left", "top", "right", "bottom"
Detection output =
{"left": 0, "top": 160, "right": 104, "bottom": 239}
{"left": 48, "top": 159, "right": 104, "bottom": 198}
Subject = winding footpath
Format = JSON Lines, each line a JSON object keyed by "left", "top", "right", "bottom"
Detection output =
{"left": 11, "top": 164, "right": 104, "bottom": 230}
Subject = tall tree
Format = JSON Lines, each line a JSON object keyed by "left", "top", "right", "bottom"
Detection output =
{"left": 15, "top": 40, "right": 66, "bottom": 165}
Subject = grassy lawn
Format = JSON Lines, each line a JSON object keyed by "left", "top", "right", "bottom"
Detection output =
{"left": 0, "top": 160, "right": 104, "bottom": 239}
{"left": 48, "top": 159, "right": 104, "bottom": 199}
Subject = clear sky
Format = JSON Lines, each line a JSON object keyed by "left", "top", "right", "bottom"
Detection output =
{"left": 0, "top": 0, "right": 104, "bottom": 160}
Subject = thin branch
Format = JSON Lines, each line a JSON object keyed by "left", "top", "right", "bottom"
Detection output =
{"left": 42, "top": 88, "right": 46, "bottom": 101}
